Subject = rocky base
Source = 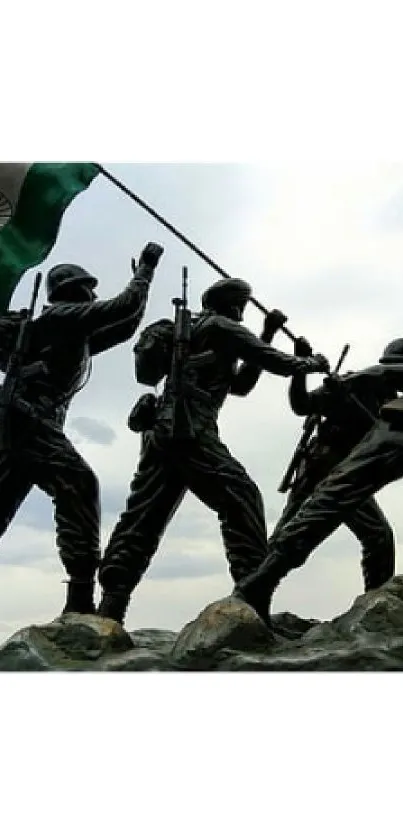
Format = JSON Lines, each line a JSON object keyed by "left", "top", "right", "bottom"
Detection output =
{"left": 2, "top": 575, "right": 403, "bottom": 671}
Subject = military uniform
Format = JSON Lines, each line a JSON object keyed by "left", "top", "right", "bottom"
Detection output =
{"left": 0, "top": 243, "right": 163, "bottom": 614}
{"left": 269, "top": 341, "right": 396, "bottom": 592}
{"left": 98, "top": 278, "right": 329, "bottom": 623}
{"left": 236, "top": 340, "right": 403, "bottom": 622}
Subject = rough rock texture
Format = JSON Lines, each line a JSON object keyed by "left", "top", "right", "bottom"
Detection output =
{"left": 3, "top": 576, "right": 403, "bottom": 671}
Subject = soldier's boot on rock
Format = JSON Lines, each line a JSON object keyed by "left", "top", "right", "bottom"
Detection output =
{"left": 97, "top": 589, "right": 131, "bottom": 624}
{"left": 62, "top": 578, "right": 96, "bottom": 616}
{"left": 234, "top": 556, "right": 286, "bottom": 628}
{"left": 361, "top": 532, "right": 395, "bottom": 593}
{"left": 363, "top": 560, "right": 394, "bottom": 593}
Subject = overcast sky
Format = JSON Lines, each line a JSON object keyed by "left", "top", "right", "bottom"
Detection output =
{"left": 2, "top": 161, "right": 403, "bottom": 640}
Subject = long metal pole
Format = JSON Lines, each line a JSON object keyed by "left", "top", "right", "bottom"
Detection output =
{"left": 96, "top": 163, "right": 296, "bottom": 341}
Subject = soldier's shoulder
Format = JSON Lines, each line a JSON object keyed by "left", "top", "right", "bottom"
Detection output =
{"left": 202, "top": 313, "right": 235, "bottom": 330}
{"left": 345, "top": 365, "right": 384, "bottom": 381}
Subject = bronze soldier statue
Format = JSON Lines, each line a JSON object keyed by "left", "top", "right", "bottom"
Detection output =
{"left": 97, "top": 277, "right": 329, "bottom": 624}
{"left": 0, "top": 241, "right": 163, "bottom": 615}
{"left": 235, "top": 337, "right": 403, "bottom": 625}
{"left": 268, "top": 335, "right": 395, "bottom": 593}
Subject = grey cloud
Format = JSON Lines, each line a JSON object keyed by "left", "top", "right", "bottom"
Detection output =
{"left": 70, "top": 416, "right": 117, "bottom": 445}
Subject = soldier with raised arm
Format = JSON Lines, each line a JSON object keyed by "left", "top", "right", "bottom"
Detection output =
{"left": 97, "top": 277, "right": 329, "bottom": 625}
{"left": 235, "top": 338, "right": 403, "bottom": 625}
{"left": 0, "top": 242, "right": 163, "bottom": 616}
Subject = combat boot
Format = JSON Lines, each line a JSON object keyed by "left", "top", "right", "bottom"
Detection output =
{"left": 62, "top": 578, "right": 96, "bottom": 616}
{"left": 233, "top": 558, "right": 284, "bottom": 628}
{"left": 97, "top": 590, "right": 131, "bottom": 625}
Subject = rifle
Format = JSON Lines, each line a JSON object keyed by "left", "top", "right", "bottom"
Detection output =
{"left": 170, "top": 266, "right": 194, "bottom": 439}
{"left": 0, "top": 272, "right": 43, "bottom": 449}
{"left": 278, "top": 342, "right": 350, "bottom": 494}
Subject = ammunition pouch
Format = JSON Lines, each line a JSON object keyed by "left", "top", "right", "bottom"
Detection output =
{"left": 128, "top": 393, "right": 158, "bottom": 433}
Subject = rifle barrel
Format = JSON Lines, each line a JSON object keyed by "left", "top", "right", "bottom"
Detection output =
{"left": 334, "top": 343, "right": 350, "bottom": 374}
{"left": 182, "top": 266, "right": 188, "bottom": 307}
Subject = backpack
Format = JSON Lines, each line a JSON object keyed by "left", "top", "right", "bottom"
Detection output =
{"left": 133, "top": 318, "right": 174, "bottom": 386}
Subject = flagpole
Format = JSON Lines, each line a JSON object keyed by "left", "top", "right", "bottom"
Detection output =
{"left": 96, "top": 163, "right": 296, "bottom": 342}
{"left": 96, "top": 164, "right": 231, "bottom": 279}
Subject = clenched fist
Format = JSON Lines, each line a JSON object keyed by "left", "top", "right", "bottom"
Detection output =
{"left": 309, "top": 353, "right": 330, "bottom": 374}
{"left": 294, "top": 336, "right": 313, "bottom": 357}
{"left": 138, "top": 242, "right": 164, "bottom": 270}
{"left": 261, "top": 308, "right": 288, "bottom": 342}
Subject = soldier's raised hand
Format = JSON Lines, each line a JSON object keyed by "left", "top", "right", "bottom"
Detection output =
{"left": 139, "top": 242, "right": 164, "bottom": 270}
{"left": 309, "top": 353, "right": 330, "bottom": 374}
{"left": 261, "top": 309, "right": 288, "bottom": 341}
{"left": 294, "top": 336, "right": 313, "bottom": 357}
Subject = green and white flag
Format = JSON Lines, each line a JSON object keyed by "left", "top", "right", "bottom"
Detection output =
{"left": 0, "top": 162, "right": 99, "bottom": 313}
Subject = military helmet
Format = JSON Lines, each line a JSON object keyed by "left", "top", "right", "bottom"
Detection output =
{"left": 379, "top": 338, "right": 403, "bottom": 364}
{"left": 46, "top": 263, "right": 98, "bottom": 302}
{"left": 201, "top": 278, "right": 252, "bottom": 314}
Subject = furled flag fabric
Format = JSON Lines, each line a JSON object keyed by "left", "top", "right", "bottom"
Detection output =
{"left": 0, "top": 162, "right": 99, "bottom": 313}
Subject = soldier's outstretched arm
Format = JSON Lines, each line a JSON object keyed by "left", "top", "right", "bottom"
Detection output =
{"left": 288, "top": 336, "right": 332, "bottom": 415}
{"left": 40, "top": 243, "right": 164, "bottom": 339}
{"left": 208, "top": 315, "right": 329, "bottom": 377}
{"left": 89, "top": 312, "right": 145, "bottom": 356}
{"left": 230, "top": 309, "right": 288, "bottom": 396}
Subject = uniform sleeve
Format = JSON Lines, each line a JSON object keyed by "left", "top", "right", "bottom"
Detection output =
{"left": 38, "top": 265, "right": 153, "bottom": 340}
{"left": 230, "top": 324, "right": 279, "bottom": 396}
{"left": 230, "top": 363, "right": 263, "bottom": 396}
{"left": 207, "top": 315, "right": 321, "bottom": 377}
{"left": 88, "top": 313, "right": 145, "bottom": 356}
{"left": 289, "top": 375, "right": 333, "bottom": 416}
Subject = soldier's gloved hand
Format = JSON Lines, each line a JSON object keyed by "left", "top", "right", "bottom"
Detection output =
{"left": 294, "top": 336, "right": 313, "bottom": 357}
{"left": 139, "top": 242, "right": 164, "bottom": 270}
{"left": 261, "top": 309, "right": 288, "bottom": 342}
{"left": 306, "top": 353, "right": 330, "bottom": 374}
